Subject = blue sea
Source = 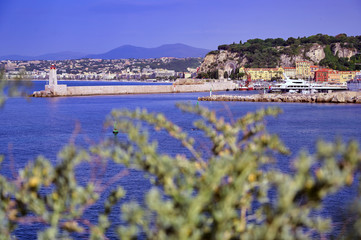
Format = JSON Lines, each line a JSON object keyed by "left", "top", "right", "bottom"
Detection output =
{"left": 1, "top": 80, "right": 361, "bottom": 239}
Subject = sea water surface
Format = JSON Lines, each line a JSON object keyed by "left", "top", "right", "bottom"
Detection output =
{"left": 1, "top": 81, "right": 361, "bottom": 239}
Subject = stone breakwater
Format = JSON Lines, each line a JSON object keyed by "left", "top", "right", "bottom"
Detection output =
{"left": 198, "top": 91, "right": 361, "bottom": 104}
{"left": 32, "top": 82, "right": 237, "bottom": 97}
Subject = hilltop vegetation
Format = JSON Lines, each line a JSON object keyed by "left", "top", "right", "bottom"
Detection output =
{"left": 209, "top": 34, "right": 361, "bottom": 71}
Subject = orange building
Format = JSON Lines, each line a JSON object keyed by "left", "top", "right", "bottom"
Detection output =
{"left": 328, "top": 70, "right": 341, "bottom": 83}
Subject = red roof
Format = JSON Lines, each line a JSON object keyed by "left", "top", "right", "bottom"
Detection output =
{"left": 315, "top": 69, "right": 329, "bottom": 72}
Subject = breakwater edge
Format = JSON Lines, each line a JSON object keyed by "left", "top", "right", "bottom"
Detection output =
{"left": 198, "top": 91, "right": 361, "bottom": 104}
{"left": 32, "top": 78, "right": 237, "bottom": 97}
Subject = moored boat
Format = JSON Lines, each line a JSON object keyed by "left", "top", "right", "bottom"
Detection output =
{"left": 270, "top": 74, "right": 348, "bottom": 93}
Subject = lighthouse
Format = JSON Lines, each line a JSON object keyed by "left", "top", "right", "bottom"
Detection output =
{"left": 49, "top": 64, "right": 57, "bottom": 86}
{"left": 43, "top": 64, "right": 67, "bottom": 96}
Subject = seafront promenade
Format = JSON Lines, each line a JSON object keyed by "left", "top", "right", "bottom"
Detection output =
{"left": 198, "top": 91, "right": 361, "bottom": 104}
{"left": 32, "top": 81, "right": 237, "bottom": 97}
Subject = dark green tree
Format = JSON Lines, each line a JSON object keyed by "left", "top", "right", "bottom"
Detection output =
{"left": 224, "top": 71, "right": 229, "bottom": 79}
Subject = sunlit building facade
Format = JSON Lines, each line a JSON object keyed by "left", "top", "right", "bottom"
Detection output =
{"left": 296, "top": 61, "right": 311, "bottom": 78}
{"left": 239, "top": 67, "right": 284, "bottom": 81}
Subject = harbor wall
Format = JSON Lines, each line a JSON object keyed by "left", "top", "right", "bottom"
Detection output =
{"left": 66, "top": 85, "right": 172, "bottom": 95}
{"left": 198, "top": 91, "right": 361, "bottom": 104}
{"left": 33, "top": 82, "right": 237, "bottom": 97}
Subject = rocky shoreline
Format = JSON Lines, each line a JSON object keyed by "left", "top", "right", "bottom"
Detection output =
{"left": 198, "top": 91, "right": 361, "bottom": 104}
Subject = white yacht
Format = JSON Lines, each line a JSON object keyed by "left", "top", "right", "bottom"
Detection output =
{"left": 270, "top": 74, "right": 348, "bottom": 93}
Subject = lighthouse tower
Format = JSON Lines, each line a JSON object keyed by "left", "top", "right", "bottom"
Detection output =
{"left": 49, "top": 64, "right": 57, "bottom": 86}
{"left": 43, "top": 64, "right": 67, "bottom": 96}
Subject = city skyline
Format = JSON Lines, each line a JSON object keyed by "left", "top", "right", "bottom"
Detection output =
{"left": 0, "top": 0, "right": 361, "bottom": 56}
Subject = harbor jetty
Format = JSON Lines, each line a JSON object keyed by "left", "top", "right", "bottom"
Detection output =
{"left": 32, "top": 65, "right": 237, "bottom": 97}
{"left": 32, "top": 76, "right": 237, "bottom": 98}
{"left": 198, "top": 91, "right": 361, "bottom": 104}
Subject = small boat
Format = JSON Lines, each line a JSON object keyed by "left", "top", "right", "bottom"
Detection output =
{"left": 238, "top": 84, "right": 254, "bottom": 91}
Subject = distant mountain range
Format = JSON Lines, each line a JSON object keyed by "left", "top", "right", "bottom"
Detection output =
{"left": 0, "top": 51, "right": 87, "bottom": 61}
{"left": 0, "top": 44, "right": 210, "bottom": 60}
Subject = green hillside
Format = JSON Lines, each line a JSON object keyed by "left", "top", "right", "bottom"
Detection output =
{"left": 211, "top": 34, "right": 361, "bottom": 70}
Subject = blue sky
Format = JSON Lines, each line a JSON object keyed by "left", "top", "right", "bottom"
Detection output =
{"left": 0, "top": 0, "right": 360, "bottom": 56}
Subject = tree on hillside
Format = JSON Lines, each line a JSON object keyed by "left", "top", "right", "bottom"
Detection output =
{"left": 212, "top": 34, "right": 361, "bottom": 71}
{"left": 207, "top": 70, "right": 218, "bottom": 79}
{"left": 197, "top": 72, "right": 209, "bottom": 79}
{"left": 273, "top": 38, "right": 286, "bottom": 46}
{"left": 224, "top": 71, "right": 229, "bottom": 79}
{"left": 237, "top": 72, "right": 245, "bottom": 79}
{"left": 286, "top": 37, "right": 296, "bottom": 45}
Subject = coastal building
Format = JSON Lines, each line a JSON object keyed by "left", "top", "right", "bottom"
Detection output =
{"left": 339, "top": 71, "right": 357, "bottom": 82}
{"left": 5, "top": 61, "right": 17, "bottom": 71}
{"left": 103, "top": 72, "right": 117, "bottom": 80}
{"left": 310, "top": 65, "right": 320, "bottom": 78}
{"left": 354, "top": 71, "right": 361, "bottom": 81}
{"left": 315, "top": 69, "right": 329, "bottom": 82}
{"left": 0, "top": 59, "right": 191, "bottom": 81}
{"left": 184, "top": 73, "right": 192, "bottom": 79}
{"left": 239, "top": 67, "right": 284, "bottom": 81}
{"left": 142, "top": 66, "right": 153, "bottom": 74}
{"left": 187, "top": 67, "right": 199, "bottom": 78}
{"left": 296, "top": 61, "right": 311, "bottom": 79}
{"left": 314, "top": 69, "right": 357, "bottom": 83}
{"left": 328, "top": 70, "right": 341, "bottom": 83}
{"left": 154, "top": 69, "right": 175, "bottom": 78}
{"left": 132, "top": 67, "right": 141, "bottom": 73}
{"left": 283, "top": 67, "right": 296, "bottom": 78}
